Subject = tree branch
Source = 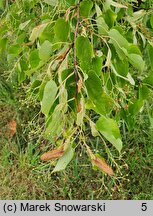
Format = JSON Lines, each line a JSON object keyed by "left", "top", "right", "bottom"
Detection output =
{"left": 73, "top": 1, "right": 80, "bottom": 104}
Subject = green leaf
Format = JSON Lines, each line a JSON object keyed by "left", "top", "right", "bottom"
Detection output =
{"left": 45, "top": 104, "right": 64, "bottom": 140}
{"left": 150, "top": 14, "right": 153, "bottom": 29}
{"left": 111, "top": 63, "right": 135, "bottom": 85}
{"left": 109, "top": 29, "right": 129, "bottom": 49}
{"left": 126, "top": 53, "right": 145, "bottom": 73}
{"left": 65, "top": 0, "right": 76, "bottom": 6}
{"left": 59, "top": 85, "right": 68, "bottom": 113}
{"left": 52, "top": 145, "right": 74, "bottom": 172}
{"left": 0, "top": 1, "right": 4, "bottom": 9}
{"left": 8, "top": 44, "right": 21, "bottom": 55}
{"left": 95, "top": 4, "right": 102, "bottom": 17}
{"left": 113, "top": 57, "right": 129, "bottom": 77}
{"left": 17, "top": 59, "right": 28, "bottom": 83}
{"left": 54, "top": 18, "right": 70, "bottom": 42}
{"left": 121, "top": 44, "right": 144, "bottom": 72}
{"left": 147, "top": 44, "right": 153, "bottom": 71}
{"left": 85, "top": 71, "right": 114, "bottom": 115}
{"left": 0, "top": 38, "right": 7, "bottom": 53}
{"left": 96, "top": 17, "right": 109, "bottom": 35}
{"left": 94, "top": 92, "right": 114, "bottom": 115}
{"left": 61, "top": 68, "right": 74, "bottom": 83}
{"left": 76, "top": 36, "right": 93, "bottom": 63}
{"left": 127, "top": 44, "right": 141, "bottom": 55}
{"left": 109, "top": 0, "right": 127, "bottom": 9}
{"left": 43, "top": 0, "right": 58, "bottom": 6}
{"left": 143, "top": 74, "right": 153, "bottom": 86}
{"left": 128, "top": 99, "right": 144, "bottom": 116}
{"left": 121, "top": 110, "right": 135, "bottom": 131}
{"left": 25, "top": 61, "right": 47, "bottom": 77}
{"left": 96, "top": 116, "right": 122, "bottom": 152}
{"left": 29, "top": 23, "right": 49, "bottom": 42}
{"left": 80, "top": 0, "right": 93, "bottom": 18}
{"left": 104, "top": 9, "right": 117, "bottom": 28}
{"left": 92, "top": 56, "right": 103, "bottom": 76}
{"left": 39, "top": 40, "right": 52, "bottom": 60}
{"left": 108, "top": 29, "right": 129, "bottom": 59}
{"left": 19, "top": 20, "right": 31, "bottom": 30}
{"left": 31, "top": 80, "right": 42, "bottom": 94}
{"left": 39, "top": 78, "right": 50, "bottom": 101}
{"left": 41, "top": 80, "right": 58, "bottom": 115}
{"left": 29, "top": 49, "right": 40, "bottom": 68}
{"left": 39, "top": 24, "right": 55, "bottom": 44}
{"left": 95, "top": 4, "right": 108, "bottom": 35}
{"left": 139, "top": 85, "right": 150, "bottom": 100}
{"left": 16, "top": 33, "right": 26, "bottom": 44}
{"left": 85, "top": 71, "right": 102, "bottom": 100}
{"left": 7, "top": 54, "right": 17, "bottom": 64}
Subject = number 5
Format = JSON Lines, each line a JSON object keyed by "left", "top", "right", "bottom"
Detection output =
{"left": 141, "top": 203, "right": 147, "bottom": 211}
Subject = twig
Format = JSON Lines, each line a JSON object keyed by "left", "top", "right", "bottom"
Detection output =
{"left": 73, "top": 1, "right": 80, "bottom": 103}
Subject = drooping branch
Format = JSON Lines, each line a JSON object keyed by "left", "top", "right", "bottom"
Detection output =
{"left": 73, "top": 1, "right": 80, "bottom": 103}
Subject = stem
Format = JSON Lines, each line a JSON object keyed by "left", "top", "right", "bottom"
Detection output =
{"left": 73, "top": 1, "right": 80, "bottom": 103}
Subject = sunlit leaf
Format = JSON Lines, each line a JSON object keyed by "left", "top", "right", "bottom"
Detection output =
{"left": 104, "top": 9, "right": 117, "bottom": 28}
{"left": 128, "top": 99, "right": 144, "bottom": 116}
{"left": 19, "top": 20, "right": 31, "bottom": 30}
{"left": 43, "top": 0, "right": 58, "bottom": 6}
{"left": 54, "top": 18, "right": 70, "bottom": 42}
{"left": 96, "top": 115, "right": 122, "bottom": 152}
{"left": 76, "top": 36, "right": 93, "bottom": 64}
{"left": 126, "top": 52, "right": 145, "bottom": 73}
{"left": 29, "top": 23, "right": 49, "bottom": 42}
{"left": 94, "top": 92, "right": 114, "bottom": 115}
{"left": 109, "top": 29, "right": 129, "bottom": 60}
{"left": 52, "top": 145, "right": 74, "bottom": 172}
{"left": 97, "top": 17, "right": 109, "bottom": 35}
{"left": 29, "top": 49, "right": 40, "bottom": 68}
{"left": 39, "top": 40, "right": 52, "bottom": 60}
{"left": 45, "top": 104, "right": 64, "bottom": 140}
{"left": 110, "top": 0, "right": 127, "bottom": 9}
{"left": 80, "top": 0, "right": 93, "bottom": 18}
{"left": 41, "top": 80, "right": 58, "bottom": 115}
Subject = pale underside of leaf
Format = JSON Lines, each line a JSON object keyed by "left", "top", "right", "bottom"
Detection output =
{"left": 29, "top": 23, "right": 49, "bottom": 42}
{"left": 43, "top": 0, "right": 58, "bottom": 6}
{"left": 111, "top": 63, "right": 135, "bottom": 85}
{"left": 41, "top": 80, "right": 58, "bottom": 116}
{"left": 110, "top": 0, "right": 128, "bottom": 9}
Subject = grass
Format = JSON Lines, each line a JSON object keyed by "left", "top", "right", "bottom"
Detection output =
{"left": 0, "top": 0, "right": 153, "bottom": 200}
{"left": 0, "top": 62, "right": 153, "bottom": 200}
{"left": 0, "top": 134, "right": 152, "bottom": 199}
